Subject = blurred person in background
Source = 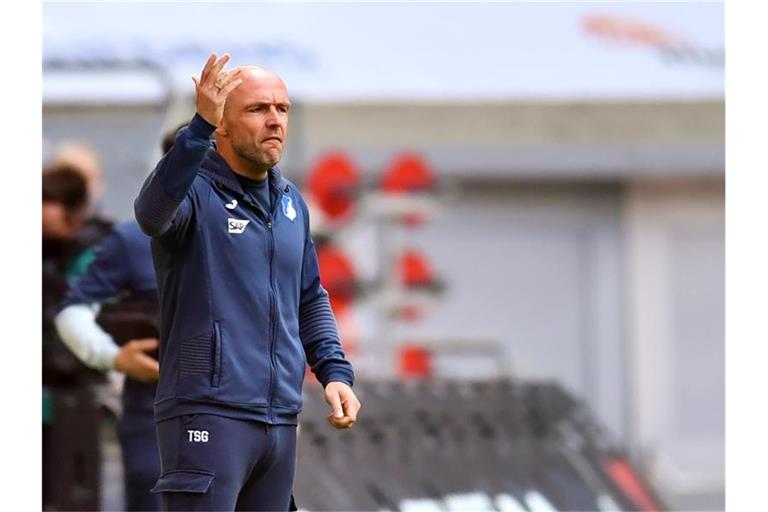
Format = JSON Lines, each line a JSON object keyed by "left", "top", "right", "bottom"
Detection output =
{"left": 53, "top": 140, "right": 114, "bottom": 244}
{"left": 53, "top": 124, "right": 188, "bottom": 511}
{"left": 42, "top": 165, "right": 109, "bottom": 508}
{"left": 53, "top": 140, "right": 103, "bottom": 211}
{"left": 134, "top": 53, "right": 360, "bottom": 510}
{"left": 43, "top": 164, "right": 105, "bottom": 386}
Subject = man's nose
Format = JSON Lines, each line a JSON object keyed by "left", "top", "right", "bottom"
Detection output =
{"left": 265, "top": 106, "right": 282, "bottom": 126}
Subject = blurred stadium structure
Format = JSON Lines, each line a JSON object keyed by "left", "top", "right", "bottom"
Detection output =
{"left": 43, "top": 2, "right": 723, "bottom": 511}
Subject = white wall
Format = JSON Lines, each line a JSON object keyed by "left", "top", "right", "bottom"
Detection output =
{"left": 624, "top": 179, "right": 725, "bottom": 510}
{"left": 356, "top": 182, "right": 629, "bottom": 442}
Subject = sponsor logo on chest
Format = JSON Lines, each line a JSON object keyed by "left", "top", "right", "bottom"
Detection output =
{"left": 228, "top": 218, "right": 250, "bottom": 234}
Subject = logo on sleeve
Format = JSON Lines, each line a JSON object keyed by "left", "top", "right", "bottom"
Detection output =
{"left": 225, "top": 199, "right": 238, "bottom": 210}
{"left": 281, "top": 195, "right": 297, "bottom": 221}
{"left": 228, "top": 218, "right": 250, "bottom": 234}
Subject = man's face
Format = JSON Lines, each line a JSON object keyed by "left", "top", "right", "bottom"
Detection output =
{"left": 220, "top": 71, "right": 290, "bottom": 169}
{"left": 42, "top": 202, "right": 85, "bottom": 240}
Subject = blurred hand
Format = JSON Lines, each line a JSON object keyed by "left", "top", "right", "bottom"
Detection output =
{"left": 324, "top": 381, "right": 361, "bottom": 429}
{"left": 114, "top": 338, "right": 160, "bottom": 382}
{"left": 191, "top": 53, "right": 242, "bottom": 127}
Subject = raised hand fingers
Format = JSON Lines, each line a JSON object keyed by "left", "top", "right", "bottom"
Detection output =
{"left": 200, "top": 52, "right": 231, "bottom": 88}
{"left": 211, "top": 54, "right": 231, "bottom": 79}
{"left": 218, "top": 77, "right": 243, "bottom": 97}
{"left": 215, "top": 68, "right": 242, "bottom": 89}
{"left": 200, "top": 53, "right": 217, "bottom": 84}
{"left": 193, "top": 53, "right": 238, "bottom": 126}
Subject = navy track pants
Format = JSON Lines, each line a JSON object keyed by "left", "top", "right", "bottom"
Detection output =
{"left": 152, "top": 414, "right": 297, "bottom": 511}
{"left": 118, "top": 381, "right": 161, "bottom": 511}
{"left": 118, "top": 408, "right": 162, "bottom": 510}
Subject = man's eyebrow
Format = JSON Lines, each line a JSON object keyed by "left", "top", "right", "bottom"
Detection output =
{"left": 243, "top": 101, "right": 292, "bottom": 109}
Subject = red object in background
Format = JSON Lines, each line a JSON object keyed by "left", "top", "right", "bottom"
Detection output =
{"left": 306, "top": 152, "right": 361, "bottom": 222}
{"left": 399, "top": 250, "right": 434, "bottom": 289}
{"left": 381, "top": 153, "right": 435, "bottom": 194}
{"left": 582, "top": 14, "right": 685, "bottom": 49}
{"left": 392, "top": 250, "right": 439, "bottom": 321}
{"left": 399, "top": 345, "right": 432, "bottom": 378}
{"left": 316, "top": 245, "right": 357, "bottom": 314}
{"left": 381, "top": 153, "right": 435, "bottom": 227}
{"left": 398, "top": 305, "right": 423, "bottom": 322}
{"left": 602, "top": 458, "right": 663, "bottom": 511}
{"left": 402, "top": 213, "right": 423, "bottom": 227}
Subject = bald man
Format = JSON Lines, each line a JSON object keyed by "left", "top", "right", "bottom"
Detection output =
{"left": 134, "top": 54, "right": 361, "bottom": 511}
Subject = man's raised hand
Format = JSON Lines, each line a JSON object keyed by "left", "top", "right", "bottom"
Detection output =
{"left": 192, "top": 53, "right": 243, "bottom": 127}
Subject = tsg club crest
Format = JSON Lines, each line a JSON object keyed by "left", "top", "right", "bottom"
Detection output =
{"left": 281, "top": 195, "right": 297, "bottom": 222}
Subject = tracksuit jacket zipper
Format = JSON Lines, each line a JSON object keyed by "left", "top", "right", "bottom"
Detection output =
{"left": 267, "top": 213, "right": 277, "bottom": 423}
{"left": 240, "top": 191, "right": 278, "bottom": 422}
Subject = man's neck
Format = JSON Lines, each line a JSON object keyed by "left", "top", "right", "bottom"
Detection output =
{"left": 217, "top": 148, "right": 269, "bottom": 181}
{"left": 232, "top": 167, "right": 268, "bottom": 182}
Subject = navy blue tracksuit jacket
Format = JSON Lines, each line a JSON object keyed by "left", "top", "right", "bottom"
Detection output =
{"left": 134, "top": 114, "right": 354, "bottom": 426}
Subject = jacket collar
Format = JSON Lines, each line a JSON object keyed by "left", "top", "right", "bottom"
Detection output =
{"left": 199, "top": 148, "right": 290, "bottom": 203}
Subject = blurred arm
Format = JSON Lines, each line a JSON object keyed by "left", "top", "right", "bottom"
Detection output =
{"left": 55, "top": 303, "right": 118, "bottom": 372}
{"left": 54, "top": 230, "right": 132, "bottom": 372}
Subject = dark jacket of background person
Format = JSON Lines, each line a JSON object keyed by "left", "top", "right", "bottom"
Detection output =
{"left": 55, "top": 222, "right": 158, "bottom": 372}
{"left": 56, "top": 220, "right": 162, "bottom": 511}
{"left": 42, "top": 165, "right": 113, "bottom": 510}
{"left": 134, "top": 114, "right": 354, "bottom": 425}
{"left": 43, "top": 165, "right": 112, "bottom": 386}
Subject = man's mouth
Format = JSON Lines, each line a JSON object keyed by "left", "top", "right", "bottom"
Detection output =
{"left": 263, "top": 137, "right": 282, "bottom": 143}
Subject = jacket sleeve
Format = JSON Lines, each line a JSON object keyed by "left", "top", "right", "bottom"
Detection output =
{"left": 134, "top": 114, "right": 215, "bottom": 240}
{"left": 54, "top": 230, "right": 131, "bottom": 372}
{"left": 298, "top": 200, "right": 355, "bottom": 388}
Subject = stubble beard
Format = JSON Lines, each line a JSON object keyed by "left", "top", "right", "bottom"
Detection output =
{"left": 233, "top": 140, "right": 282, "bottom": 174}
